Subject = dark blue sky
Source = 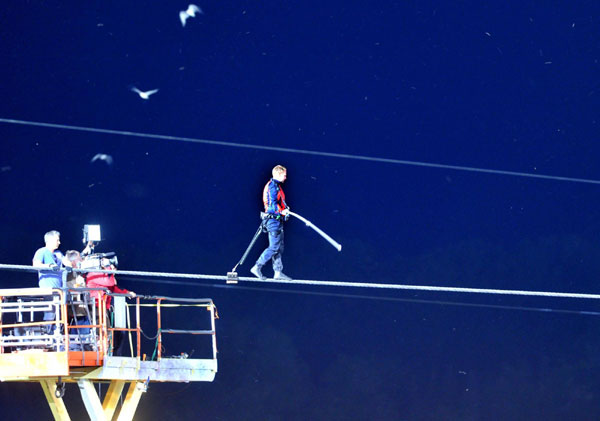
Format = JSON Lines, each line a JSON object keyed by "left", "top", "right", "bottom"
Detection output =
{"left": 1, "top": 1, "right": 600, "bottom": 419}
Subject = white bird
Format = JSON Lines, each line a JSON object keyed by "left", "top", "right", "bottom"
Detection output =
{"left": 91, "top": 154, "right": 113, "bottom": 165}
{"left": 131, "top": 87, "right": 159, "bottom": 100}
{"left": 179, "top": 4, "right": 203, "bottom": 27}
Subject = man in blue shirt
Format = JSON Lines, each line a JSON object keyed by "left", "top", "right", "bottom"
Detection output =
{"left": 33, "top": 230, "right": 68, "bottom": 288}
{"left": 33, "top": 230, "right": 70, "bottom": 328}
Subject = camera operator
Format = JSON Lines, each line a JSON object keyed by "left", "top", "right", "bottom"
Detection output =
{"left": 86, "top": 257, "right": 135, "bottom": 355}
{"left": 86, "top": 258, "right": 134, "bottom": 302}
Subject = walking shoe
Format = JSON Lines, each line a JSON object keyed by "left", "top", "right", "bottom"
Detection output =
{"left": 274, "top": 271, "right": 292, "bottom": 281}
{"left": 250, "top": 265, "right": 266, "bottom": 280}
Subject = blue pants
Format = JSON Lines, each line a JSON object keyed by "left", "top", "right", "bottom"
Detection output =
{"left": 257, "top": 220, "right": 284, "bottom": 272}
{"left": 72, "top": 316, "right": 91, "bottom": 335}
{"left": 39, "top": 278, "right": 63, "bottom": 328}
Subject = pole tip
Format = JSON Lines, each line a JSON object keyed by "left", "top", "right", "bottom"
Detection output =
{"left": 226, "top": 271, "right": 239, "bottom": 284}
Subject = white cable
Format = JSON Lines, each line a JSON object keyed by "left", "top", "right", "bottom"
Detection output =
{"left": 4, "top": 263, "right": 600, "bottom": 300}
{"left": 1, "top": 117, "right": 599, "bottom": 185}
{"left": 122, "top": 277, "right": 600, "bottom": 317}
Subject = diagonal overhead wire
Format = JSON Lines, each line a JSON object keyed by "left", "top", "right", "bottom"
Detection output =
{"left": 121, "top": 276, "right": 600, "bottom": 317}
{"left": 1, "top": 117, "right": 600, "bottom": 185}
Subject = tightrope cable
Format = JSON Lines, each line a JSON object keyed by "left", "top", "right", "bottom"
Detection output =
{"left": 121, "top": 276, "right": 600, "bottom": 317}
{"left": 3, "top": 263, "right": 600, "bottom": 300}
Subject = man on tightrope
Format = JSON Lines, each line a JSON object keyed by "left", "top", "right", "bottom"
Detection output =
{"left": 251, "top": 165, "right": 292, "bottom": 281}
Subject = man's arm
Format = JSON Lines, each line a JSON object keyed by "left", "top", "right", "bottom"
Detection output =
{"left": 81, "top": 241, "right": 93, "bottom": 256}
{"left": 266, "top": 181, "right": 280, "bottom": 214}
{"left": 33, "top": 249, "right": 55, "bottom": 268}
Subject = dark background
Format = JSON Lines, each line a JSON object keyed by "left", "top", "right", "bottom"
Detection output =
{"left": 1, "top": 1, "right": 600, "bottom": 419}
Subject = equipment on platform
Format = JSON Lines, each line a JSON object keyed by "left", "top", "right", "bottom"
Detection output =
{"left": 79, "top": 252, "right": 118, "bottom": 271}
{"left": 82, "top": 224, "right": 101, "bottom": 244}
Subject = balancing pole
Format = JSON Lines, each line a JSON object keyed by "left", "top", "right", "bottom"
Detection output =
{"left": 288, "top": 211, "right": 342, "bottom": 251}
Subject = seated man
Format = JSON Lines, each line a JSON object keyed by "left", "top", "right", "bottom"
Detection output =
{"left": 65, "top": 250, "right": 92, "bottom": 346}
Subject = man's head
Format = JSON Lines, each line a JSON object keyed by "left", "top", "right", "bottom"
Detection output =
{"left": 65, "top": 250, "right": 82, "bottom": 267}
{"left": 272, "top": 165, "right": 287, "bottom": 183}
{"left": 44, "top": 230, "right": 61, "bottom": 251}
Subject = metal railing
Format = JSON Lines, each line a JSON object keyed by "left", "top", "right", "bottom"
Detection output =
{"left": 0, "top": 287, "right": 217, "bottom": 364}
{"left": 151, "top": 296, "right": 217, "bottom": 361}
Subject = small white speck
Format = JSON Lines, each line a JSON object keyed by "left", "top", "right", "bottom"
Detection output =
{"left": 484, "top": 32, "right": 491, "bottom": 37}
{"left": 544, "top": 61, "right": 552, "bottom": 65}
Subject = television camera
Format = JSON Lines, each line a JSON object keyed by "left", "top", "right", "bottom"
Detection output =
{"left": 80, "top": 224, "right": 118, "bottom": 270}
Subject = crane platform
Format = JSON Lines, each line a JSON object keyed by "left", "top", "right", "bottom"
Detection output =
{"left": 0, "top": 287, "right": 218, "bottom": 420}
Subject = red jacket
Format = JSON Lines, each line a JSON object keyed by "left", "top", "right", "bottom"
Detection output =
{"left": 86, "top": 272, "right": 129, "bottom": 307}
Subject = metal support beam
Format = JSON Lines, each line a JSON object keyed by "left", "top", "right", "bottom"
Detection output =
{"left": 40, "top": 379, "right": 71, "bottom": 421}
{"left": 103, "top": 380, "right": 126, "bottom": 420}
{"left": 78, "top": 379, "right": 107, "bottom": 421}
{"left": 116, "top": 381, "right": 145, "bottom": 421}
